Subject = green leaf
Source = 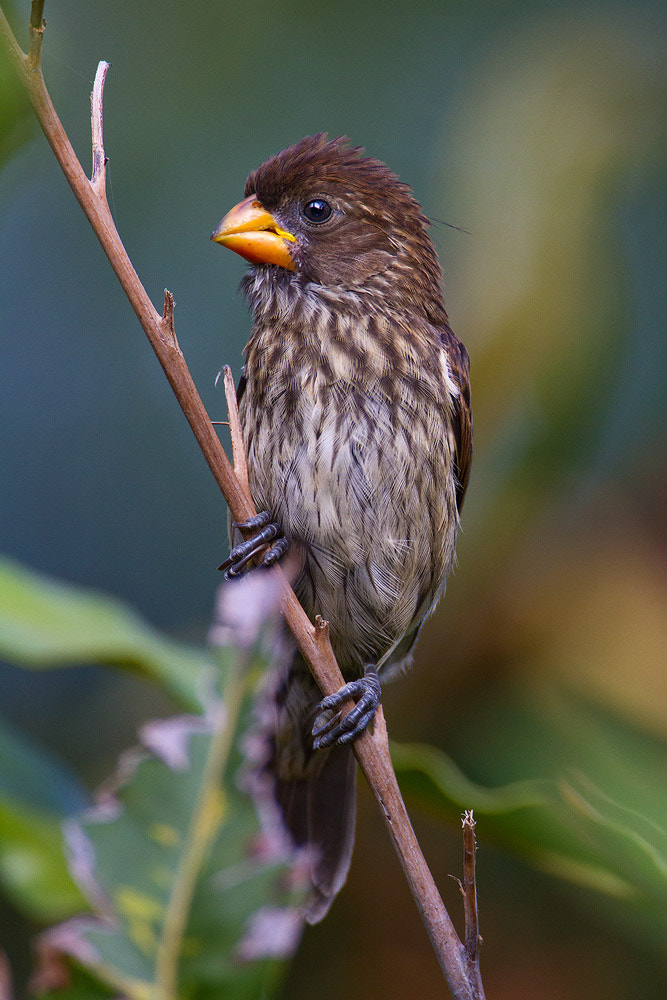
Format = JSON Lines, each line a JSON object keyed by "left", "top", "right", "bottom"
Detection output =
{"left": 0, "top": 556, "right": 210, "bottom": 709}
{"left": 37, "top": 581, "right": 308, "bottom": 1000}
{"left": 392, "top": 685, "right": 667, "bottom": 949}
{"left": 59, "top": 717, "right": 303, "bottom": 998}
{"left": 0, "top": 715, "right": 88, "bottom": 817}
{"left": 0, "top": 717, "right": 88, "bottom": 921}
{"left": 0, "top": 797, "right": 86, "bottom": 922}
{"left": 0, "top": 37, "right": 34, "bottom": 169}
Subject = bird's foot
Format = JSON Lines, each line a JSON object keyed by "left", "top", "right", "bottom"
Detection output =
{"left": 312, "top": 664, "right": 381, "bottom": 749}
{"left": 218, "top": 511, "right": 289, "bottom": 580}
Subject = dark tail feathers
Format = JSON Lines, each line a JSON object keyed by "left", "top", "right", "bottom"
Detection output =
{"left": 276, "top": 743, "right": 356, "bottom": 923}
{"left": 249, "top": 653, "right": 357, "bottom": 923}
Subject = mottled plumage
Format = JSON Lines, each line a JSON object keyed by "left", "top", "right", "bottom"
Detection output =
{"left": 213, "top": 134, "right": 472, "bottom": 921}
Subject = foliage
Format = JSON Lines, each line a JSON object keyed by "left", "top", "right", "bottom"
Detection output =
{"left": 0, "top": 23, "right": 33, "bottom": 168}
{"left": 0, "top": 557, "right": 665, "bottom": 996}
{"left": 0, "top": 565, "right": 308, "bottom": 998}
{"left": 0, "top": 557, "right": 206, "bottom": 710}
{"left": 393, "top": 685, "right": 667, "bottom": 953}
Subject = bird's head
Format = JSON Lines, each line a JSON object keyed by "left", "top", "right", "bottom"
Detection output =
{"left": 212, "top": 134, "right": 445, "bottom": 318}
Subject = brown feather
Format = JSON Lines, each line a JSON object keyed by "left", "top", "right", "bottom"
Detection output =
{"left": 441, "top": 328, "right": 473, "bottom": 512}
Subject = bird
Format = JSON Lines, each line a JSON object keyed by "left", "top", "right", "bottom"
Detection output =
{"left": 211, "top": 134, "right": 472, "bottom": 922}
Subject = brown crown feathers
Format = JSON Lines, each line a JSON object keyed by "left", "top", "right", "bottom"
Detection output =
{"left": 239, "top": 133, "right": 448, "bottom": 322}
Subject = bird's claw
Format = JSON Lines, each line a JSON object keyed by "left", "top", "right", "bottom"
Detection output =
{"left": 219, "top": 511, "right": 289, "bottom": 579}
{"left": 312, "top": 665, "right": 381, "bottom": 749}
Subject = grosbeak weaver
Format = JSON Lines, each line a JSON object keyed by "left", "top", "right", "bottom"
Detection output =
{"left": 212, "top": 135, "right": 472, "bottom": 921}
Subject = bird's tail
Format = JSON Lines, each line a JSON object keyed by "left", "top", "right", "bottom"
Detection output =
{"left": 275, "top": 741, "right": 357, "bottom": 923}
{"left": 248, "top": 651, "right": 357, "bottom": 924}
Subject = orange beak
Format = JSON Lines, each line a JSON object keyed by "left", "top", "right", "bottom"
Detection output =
{"left": 210, "top": 194, "right": 296, "bottom": 270}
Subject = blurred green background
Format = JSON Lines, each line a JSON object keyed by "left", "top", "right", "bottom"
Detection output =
{"left": 1, "top": 0, "right": 665, "bottom": 997}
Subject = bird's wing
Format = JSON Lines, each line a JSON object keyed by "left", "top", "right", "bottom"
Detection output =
{"left": 441, "top": 328, "right": 472, "bottom": 514}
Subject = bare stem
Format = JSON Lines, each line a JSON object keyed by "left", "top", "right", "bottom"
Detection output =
{"left": 222, "top": 365, "right": 250, "bottom": 496}
{"left": 462, "top": 811, "right": 485, "bottom": 998}
{"left": 28, "top": 0, "right": 45, "bottom": 69}
{"left": 90, "top": 60, "right": 109, "bottom": 197}
{"left": 0, "top": 8, "right": 485, "bottom": 997}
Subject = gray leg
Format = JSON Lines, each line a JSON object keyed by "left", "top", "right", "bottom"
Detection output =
{"left": 312, "top": 664, "right": 381, "bottom": 749}
{"left": 219, "top": 512, "right": 289, "bottom": 579}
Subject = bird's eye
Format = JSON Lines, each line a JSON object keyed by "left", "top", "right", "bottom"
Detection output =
{"left": 301, "top": 198, "right": 333, "bottom": 224}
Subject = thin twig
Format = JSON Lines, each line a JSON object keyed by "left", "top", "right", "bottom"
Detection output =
{"left": 90, "top": 60, "right": 109, "bottom": 198}
{"left": 28, "top": 0, "right": 45, "bottom": 69}
{"left": 313, "top": 613, "right": 331, "bottom": 649}
{"left": 161, "top": 288, "right": 177, "bottom": 347}
{"left": 222, "top": 365, "right": 250, "bottom": 496}
{"left": 461, "top": 811, "right": 484, "bottom": 997}
{"left": 0, "top": 10, "right": 485, "bottom": 997}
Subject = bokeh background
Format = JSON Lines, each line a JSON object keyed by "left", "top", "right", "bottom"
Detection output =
{"left": 1, "top": 0, "right": 665, "bottom": 997}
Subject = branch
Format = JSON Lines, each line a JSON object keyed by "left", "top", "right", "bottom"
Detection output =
{"left": 28, "top": 0, "right": 44, "bottom": 70}
{"left": 0, "top": 9, "right": 485, "bottom": 997}
{"left": 222, "top": 365, "right": 250, "bottom": 497}
{"left": 461, "top": 811, "right": 484, "bottom": 997}
{"left": 90, "top": 60, "right": 109, "bottom": 198}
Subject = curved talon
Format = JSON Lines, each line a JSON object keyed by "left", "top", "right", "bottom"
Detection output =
{"left": 231, "top": 512, "right": 271, "bottom": 531}
{"left": 312, "top": 665, "right": 381, "bottom": 750}
{"left": 219, "top": 511, "right": 289, "bottom": 577}
{"left": 218, "top": 523, "right": 278, "bottom": 573}
{"left": 312, "top": 707, "right": 343, "bottom": 739}
{"left": 262, "top": 536, "right": 289, "bottom": 567}
{"left": 223, "top": 547, "right": 261, "bottom": 579}
{"left": 337, "top": 706, "right": 378, "bottom": 745}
